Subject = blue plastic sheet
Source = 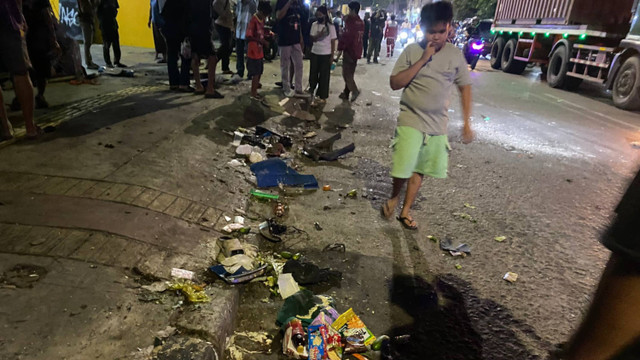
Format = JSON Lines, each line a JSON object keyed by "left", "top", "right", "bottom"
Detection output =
{"left": 250, "top": 158, "right": 318, "bottom": 189}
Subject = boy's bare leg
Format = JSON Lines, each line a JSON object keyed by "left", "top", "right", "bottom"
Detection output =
{"left": 192, "top": 55, "right": 203, "bottom": 92}
{"left": 563, "top": 254, "right": 640, "bottom": 360}
{"left": 382, "top": 177, "right": 408, "bottom": 218}
{"left": 399, "top": 173, "right": 423, "bottom": 224}
{"left": 205, "top": 55, "right": 218, "bottom": 95}
{"left": 13, "top": 74, "right": 36, "bottom": 135}
{"left": 0, "top": 88, "right": 12, "bottom": 138}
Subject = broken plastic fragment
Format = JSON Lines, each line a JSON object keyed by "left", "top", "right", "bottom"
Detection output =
{"left": 170, "top": 268, "right": 195, "bottom": 280}
{"left": 250, "top": 189, "right": 280, "bottom": 200}
{"left": 503, "top": 272, "right": 518, "bottom": 283}
{"left": 455, "top": 264, "right": 462, "bottom": 270}
{"left": 427, "top": 235, "right": 438, "bottom": 242}
{"left": 464, "top": 203, "right": 476, "bottom": 209}
{"left": 495, "top": 236, "right": 507, "bottom": 242}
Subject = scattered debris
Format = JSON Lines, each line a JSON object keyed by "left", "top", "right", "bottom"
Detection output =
{"left": 452, "top": 212, "right": 477, "bottom": 223}
{"left": 227, "top": 159, "right": 246, "bottom": 167}
{"left": 455, "top": 264, "right": 462, "bottom": 270}
{"left": 503, "top": 272, "right": 518, "bottom": 283}
{"left": 303, "top": 133, "right": 355, "bottom": 162}
{"left": 323, "top": 185, "right": 332, "bottom": 191}
{"left": 259, "top": 220, "right": 286, "bottom": 242}
{"left": 278, "top": 273, "right": 301, "bottom": 299}
{"left": 236, "top": 144, "right": 253, "bottom": 156}
{"left": 427, "top": 235, "right": 438, "bottom": 242}
{"left": 314, "top": 222, "right": 323, "bottom": 231}
{"left": 250, "top": 158, "right": 318, "bottom": 189}
{"left": 346, "top": 189, "right": 358, "bottom": 198}
{"left": 168, "top": 280, "right": 210, "bottom": 303}
{"left": 250, "top": 189, "right": 280, "bottom": 200}
{"left": 439, "top": 238, "right": 471, "bottom": 257}
{"left": 0, "top": 264, "right": 48, "bottom": 288}
{"left": 323, "top": 243, "right": 346, "bottom": 252}
{"left": 303, "top": 131, "right": 318, "bottom": 139}
{"left": 464, "top": 203, "right": 476, "bottom": 209}
{"left": 274, "top": 202, "right": 286, "bottom": 217}
{"left": 170, "top": 268, "right": 196, "bottom": 280}
{"left": 495, "top": 236, "right": 507, "bottom": 242}
{"left": 249, "top": 152, "right": 263, "bottom": 164}
{"left": 104, "top": 143, "right": 115, "bottom": 149}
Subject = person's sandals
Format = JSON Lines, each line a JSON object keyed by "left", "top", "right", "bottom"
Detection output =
{"left": 194, "top": 87, "right": 206, "bottom": 95}
{"left": 397, "top": 216, "right": 418, "bottom": 230}
{"left": 380, "top": 200, "right": 394, "bottom": 220}
{"left": 338, "top": 92, "right": 350, "bottom": 100}
{"left": 205, "top": 91, "right": 224, "bottom": 99}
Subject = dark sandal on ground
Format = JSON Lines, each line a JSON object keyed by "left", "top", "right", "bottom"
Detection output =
{"left": 205, "top": 91, "right": 224, "bottom": 99}
{"left": 397, "top": 216, "right": 418, "bottom": 230}
{"left": 380, "top": 201, "right": 394, "bottom": 220}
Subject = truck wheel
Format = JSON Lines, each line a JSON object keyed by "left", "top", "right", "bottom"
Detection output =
{"left": 613, "top": 55, "right": 640, "bottom": 110}
{"left": 501, "top": 39, "right": 527, "bottom": 74}
{"left": 547, "top": 45, "right": 582, "bottom": 90}
{"left": 490, "top": 37, "right": 505, "bottom": 69}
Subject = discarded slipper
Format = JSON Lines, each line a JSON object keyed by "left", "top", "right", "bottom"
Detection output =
{"left": 397, "top": 216, "right": 418, "bottom": 230}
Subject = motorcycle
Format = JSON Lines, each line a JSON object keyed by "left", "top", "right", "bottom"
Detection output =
{"left": 462, "top": 37, "right": 486, "bottom": 70}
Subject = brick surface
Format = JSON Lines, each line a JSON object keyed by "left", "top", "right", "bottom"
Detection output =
{"left": 132, "top": 188, "right": 162, "bottom": 207}
{"left": 43, "top": 178, "right": 81, "bottom": 195}
{"left": 65, "top": 179, "right": 98, "bottom": 196}
{"left": 181, "top": 203, "right": 208, "bottom": 222}
{"left": 164, "top": 197, "right": 191, "bottom": 217}
{"left": 80, "top": 181, "right": 113, "bottom": 199}
{"left": 25, "top": 228, "right": 68, "bottom": 255}
{"left": 200, "top": 207, "right": 222, "bottom": 228}
{"left": 48, "top": 229, "right": 92, "bottom": 257}
{"left": 114, "top": 185, "right": 145, "bottom": 203}
{"left": 148, "top": 193, "right": 177, "bottom": 212}
{"left": 70, "top": 232, "right": 109, "bottom": 262}
{"left": 98, "top": 183, "right": 130, "bottom": 201}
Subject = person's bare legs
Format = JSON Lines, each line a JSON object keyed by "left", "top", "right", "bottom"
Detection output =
{"left": 13, "top": 74, "right": 36, "bottom": 135}
{"left": 251, "top": 74, "right": 261, "bottom": 98}
{"left": 205, "top": 55, "right": 218, "bottom": 95}
{"left": 382, "top": 176, "right": 408, "bottom": 218}
{"left": 399, "top": 173, "right": 423, "bottom": 226}
{"left": 563, "top": 254, "right": 640, "bottom": 360}
{"left": 192, "top": 55, "right": 203, "bottom": 92}
{"left": 0, "top": 88, "right": 13, "bottom": 139}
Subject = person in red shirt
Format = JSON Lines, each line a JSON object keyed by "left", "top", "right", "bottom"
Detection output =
{"left": 384, "top": 14, "right": 399, "bottom": 58}
{"left": 246, "top": 1, "right": 272, "bottom": 100}
{"left": 337, "top": 1, "right": 364, "bottom": 102}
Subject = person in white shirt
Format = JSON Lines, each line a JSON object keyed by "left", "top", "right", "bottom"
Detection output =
{"left": 308, "top": 5, "right": 337, "bottom": 104}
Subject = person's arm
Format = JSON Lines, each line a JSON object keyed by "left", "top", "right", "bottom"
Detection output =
{"left": 389, "top": 42, "right": 435, "bottom": 90}
{"left": 458, "top": 84, "right": 473, "bottom": 143}
{"left": 562, "top": 254, "right": 640, "bottom": 360}
{"left": 276, "top": 0, "right": 293, "bottom": 20}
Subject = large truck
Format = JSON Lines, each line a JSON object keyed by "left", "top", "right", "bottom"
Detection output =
{"left": 490, "top": 0, "right": 640, "bottom": 110}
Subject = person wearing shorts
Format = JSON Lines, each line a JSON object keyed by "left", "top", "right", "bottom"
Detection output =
{"left": 0, "top": 0, "right": 39, "bottom": 141}
{"left": 189, "top": 0, "right": 223, "bottom": 98}
{"left": 381, "top": 1, "right": 473, "bottom": 230}
{"left": 246, "top": 1, "right": 272, "bottom": 100}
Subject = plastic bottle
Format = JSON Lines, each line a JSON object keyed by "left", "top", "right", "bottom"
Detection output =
{"left": 289, "top": 319, "right": 305, "bottom": 348}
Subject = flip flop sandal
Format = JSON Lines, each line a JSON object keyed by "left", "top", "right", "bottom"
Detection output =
{"left": 26, "top": 126, "right": 44, "bottom": 140}
{"left": 397, "top": 216, "right": 418, "bottom": 230}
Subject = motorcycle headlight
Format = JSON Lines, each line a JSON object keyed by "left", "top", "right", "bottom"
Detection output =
{"left": 400, "top": 32, "right": 408, "bottom": 39}
{"left": 471, "top": 41, "right": 484, "bottom": 51}
{"left": 416, "top": 30, "right": 424, "bottom": 38}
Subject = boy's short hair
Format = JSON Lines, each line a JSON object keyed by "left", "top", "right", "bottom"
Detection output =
{"left": 348, "top": 1, "right": 360, "bottom": 13}
{"left": 391, "top": 14, "right": 396, "bottom": 20}
{"left": 258, "top": 0, "right": 272, "bottom": 15}
{"left": 336, "top": 10, "right": 342, "bottom": 16}
{"left": 420, "top": 1, "right": 453, "bottom": 28}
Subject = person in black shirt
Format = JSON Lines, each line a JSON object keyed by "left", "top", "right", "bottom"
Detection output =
{"left": 558, "top": 170, "right": 640, "bottom": 360}
{"left": 97, "top": 0, "right": 126, "bottom": 68}
{"left": 363, "top": 11, "right": 370, "bottom": 58}
{"left": 367, "top": 9, "right": 384, "bottom": 64}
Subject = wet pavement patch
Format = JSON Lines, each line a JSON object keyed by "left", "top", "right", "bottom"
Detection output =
{"left": 1, "top": 264, "right": 48, "bottom": 288}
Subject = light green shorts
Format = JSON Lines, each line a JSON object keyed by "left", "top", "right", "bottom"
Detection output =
{"left": 391, "top": 126, "right": 450, "bottom": 179}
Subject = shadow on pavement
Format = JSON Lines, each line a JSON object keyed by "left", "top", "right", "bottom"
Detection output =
{"left": 25, "top": 91, "right": 198, "bottom": 143}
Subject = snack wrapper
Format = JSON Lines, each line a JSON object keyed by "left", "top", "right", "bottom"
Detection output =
{"left": 332, "top": 308, "right": 376, "bottom": 352}
{"left": 308, "top": 324, "right": 327, "bottom": 360}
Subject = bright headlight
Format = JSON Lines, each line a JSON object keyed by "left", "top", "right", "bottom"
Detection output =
{"left": 416, "top": 30, "right": 424, "bottom": 38}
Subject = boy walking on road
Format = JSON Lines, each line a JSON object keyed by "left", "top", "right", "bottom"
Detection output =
{"left": 381, "top": 1, "right": 473, "bottom": 230}
{"left": 337, "top": 1, "right": 364, "bottom": 102}
{"left": 246, "top": 1, "right": 272, "bottom": 100}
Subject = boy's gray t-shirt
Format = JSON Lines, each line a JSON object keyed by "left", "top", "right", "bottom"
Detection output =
{"left": 391, "top": 42, "right": 472, "bottom": 135}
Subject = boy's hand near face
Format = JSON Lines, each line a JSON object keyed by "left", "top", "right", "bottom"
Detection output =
{"left": 420, "top": 41, "right": 437, "bottom": 64}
